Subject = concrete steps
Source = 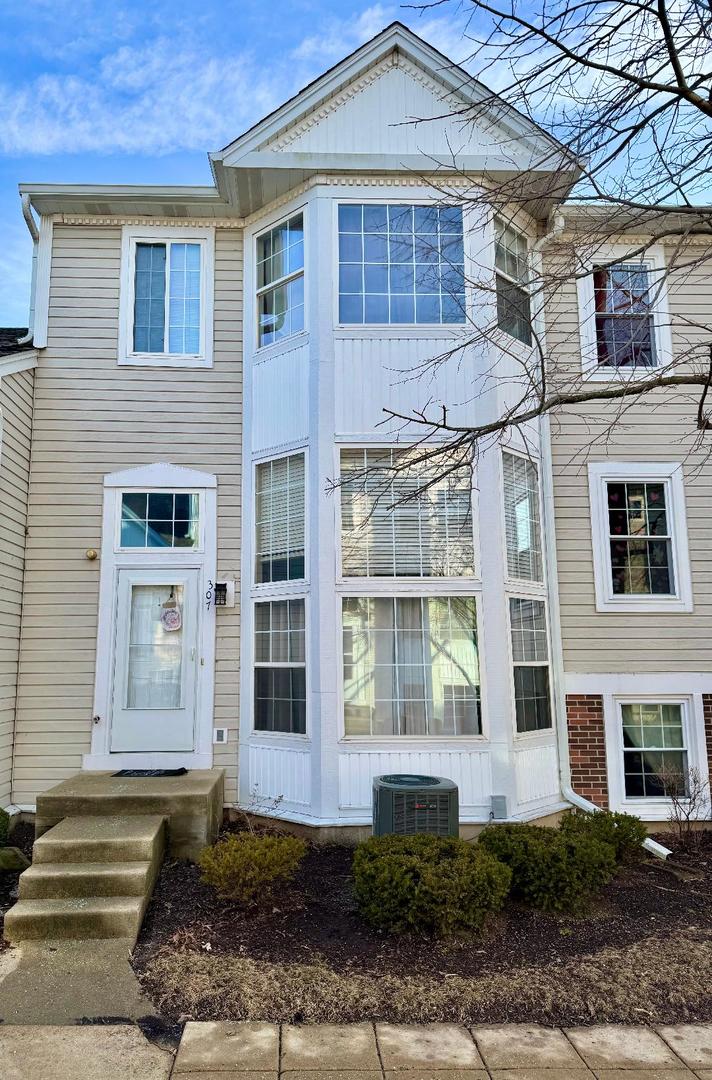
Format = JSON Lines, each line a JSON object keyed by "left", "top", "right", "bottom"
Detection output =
{"left": 4, "top": 815, "right": 166, "bottom": 945}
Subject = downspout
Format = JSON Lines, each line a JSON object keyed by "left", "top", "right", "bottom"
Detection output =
{"left": 17, "top": 193, "right": 39, "bottom": 346}
{"left": 535, "top": 212, "right": 671, "bottom": 861}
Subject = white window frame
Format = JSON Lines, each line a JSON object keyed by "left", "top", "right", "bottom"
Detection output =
{"left": 252, "top": 595, "right": 309, "bottom": 739}
{"left": 253, "top": 450, "right": 307, "bottom": 588}
{"left": 493, "top": 216, "right": 533, "bottom": 348}
{"left": 604, "top": 692, "right": 710, "bottom": 819}
{"left": 114, "top": 489, "right": 204, "bottom": 555}
{"left": 118, "top": 225, "right": 214, "bottom": 368}
{"left": 255, "top": 210, "right": 306, "bottom": 351}
{"left": 577, "top": 243, "right": 673, "bottom": 381}
{"left": 501, "top": 448, "right": 544, "bottom": 585}
{"left": 588, "top": 461, "right": 693, "bottom": 613}
{"left": 507, "top": 594, "right": 553, "bottom": 739}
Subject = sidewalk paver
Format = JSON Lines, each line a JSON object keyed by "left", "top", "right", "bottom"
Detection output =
{"left": 565, "top": 1026, "right": 685, "bottom": 1070}
{"left": 0, "top": 1023, "right": 172, "bottom": 1080}
{"left": 489, "top": 1071, "right": 593, "bottom": 1080}
{"left": 281, "top": 1023, "right": 380, "bottom": 1072}
{"left": 473, "top": 1024, "right": 584, "bottom": 1069}
{"left": 377, "top": 1022, "right": 483, "bottom": 1070}
{"left": 594, "top": 1070, "right": 694, "bottom": 1079}
{"left": 174, "top": 1021, "right": 279, "bottom": 1073}
{"left": 656, "top": 1025, "right": 712, "bottom": 1068}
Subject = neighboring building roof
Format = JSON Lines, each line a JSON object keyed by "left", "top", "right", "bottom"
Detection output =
{"left": 0, "top": 329, "right": 30, "bottom": 357}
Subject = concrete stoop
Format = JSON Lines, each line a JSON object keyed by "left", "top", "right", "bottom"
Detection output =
{"left": 3, "top": 815, "right": 165, "bottom": 945}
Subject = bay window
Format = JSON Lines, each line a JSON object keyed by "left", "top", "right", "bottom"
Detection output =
{"left": 494, "top": 218, "right": 532, "bottom": 345}
{"left": 509, "top": 597, "right": 551, "bottom": 733}
{"left": 502, "top": 451, "right": 542, "bottom": 582}
{"left": 255, "top": 453, "right": 306, "bottom": 584}
{"left": 342, "top": 596, "right": 481, "bottom": 737}
{"left": 338, "top": 203, "right": 465, "bottom": 325}
{"left": 256, "top": 212, "right": 305, "bottom": 347}
{"left": 254, "top": 599, "right": 306, "bottom": 734}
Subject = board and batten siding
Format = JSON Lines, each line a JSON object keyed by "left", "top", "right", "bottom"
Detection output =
{"left": 12, "top": 223, "right": 242, "bottom": 805}
{"left": 547, "top": 247, "right": 712, "bottom": 673}
{"left": 0, "top": 368, "right": 34, "bottom": 806}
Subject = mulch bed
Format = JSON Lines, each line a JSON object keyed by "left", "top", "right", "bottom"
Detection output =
{"left": 132, "top": 825, "right": 712, "bottom": 1026}
{"left": 0, "top": 821, "right": 34, "bottom": 949}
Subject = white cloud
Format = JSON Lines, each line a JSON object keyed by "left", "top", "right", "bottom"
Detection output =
{"left": 0, "top": 7, "right": 473, "bottom": 156}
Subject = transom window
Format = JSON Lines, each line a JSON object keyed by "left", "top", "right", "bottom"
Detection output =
{"left": 502, "top": 452, "right": 542, "bottom": 582}
{"left": 495, "top": 218, "right": 532, "bottom": 345}
{"left": 256, "top": 213, "right": 305, "bottom": 347}
{"left": 621, "top": 702, "right": 687, "bottom": 798}
{"left": 607, "top": 481, "right": 673, "bottom": 595}
{"left": 255, "top": 453, "right": 306, "bottom": 584}
{"left": 338, "top": 203, "right": 465, "bottom": 325}
{"left": 340, "top": 448, "right": 474, "bottom": 578}
{"left": 593, "top": 264, "right": 656, "bottom": 368}
{"left": 342, "top": 596, "right": 481, "bottom": 737}
{"left": 132, "top": 241, "right": 202, "bottom": 356}
{"left": 509, "top": 597, "right": 551, "bottom": 733}
{"left": 254, "top": 599, "right": 306, "bottom": 734}
{"left": 120, "top": 492, "right": 199, "bottom": 549}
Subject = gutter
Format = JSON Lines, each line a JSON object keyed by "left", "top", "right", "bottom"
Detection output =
{"left": 17, "top": 194, "right": 39, "bottom": 346}
{"left": 536, "top": 213, "right": 671, "bottom": 861}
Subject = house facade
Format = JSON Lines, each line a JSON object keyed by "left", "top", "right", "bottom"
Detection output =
{"left": 0, "top": 24, "right": 709, "bottom": 833}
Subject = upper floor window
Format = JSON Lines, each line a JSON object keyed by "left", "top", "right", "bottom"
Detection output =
{"left": 120, "top": 492, "right": 199, "bottom": 549}
{"left": 255, "top": 453, "right": 306, "bottom": 584}
{"left": 119, "top": 228, "right": 214, "bottom": 367}
{"left": 338, "top": 204, "right": 465, "bottom": 325}
{"left": 593, "top": 264, "right": 655, "bottom": 368}
{"left": 588, "top": 462, "right": 692, "bottom": 613}
{"left": 494, "top": 218, "right": 532, "bottom": 345}
{"left": 502, "top": 451, "right": 542, "bottom": 582}
{"left": 340, "top": 448, "right": 474, "bottom": 578}
{"left": 256, "top": 213, "right": 304, "bottom": 347}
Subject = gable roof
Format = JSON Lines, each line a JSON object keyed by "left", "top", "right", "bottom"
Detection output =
{"left": 211, "top": 22, "right": 579, "bottom": 217}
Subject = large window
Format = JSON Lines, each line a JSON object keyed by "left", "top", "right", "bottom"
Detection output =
{"left": 256, "top": 212, "right": 305, "bottom": 347}
{"left": 338, "top": 203, "right": 465, "bottom": 325}
{"left": 120, "top": 492, "right": 199, "bottom": 550}
{"left": 588, "top": 463, "right": 692, "bottom": 612}
{"left": 340, "top": 448, "right": 474, "bottom": 577}
{"left": 254, "top": 599, "right": 306, "bottom": 734}
{"left": 502, "top": 452, "right": 542, "bottom": 582}
{"left": 494, "top": 218, "right": 532, "bottom": 345}
{"left": 509, "top": 597, "right": 551, "bottom": 733}
{"left": 593, "top": 264, "right": 656, "bottom": 368}
{"left": 342, "top": 596, "right": 481, "bottom": 737}
{"left": 621, "top": 702, "right": 687, "bottom": 798}
{"left": 255, "top": 453, "right": 306, "bottom": 584}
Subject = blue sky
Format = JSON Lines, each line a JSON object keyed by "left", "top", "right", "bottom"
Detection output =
{"left": 0, "top": 0, "right": 472, "bottom": 326}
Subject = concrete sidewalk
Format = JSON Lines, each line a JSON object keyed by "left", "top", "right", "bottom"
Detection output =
{"left": 3, "top": 1020, "right": 712, "bottom": 1079}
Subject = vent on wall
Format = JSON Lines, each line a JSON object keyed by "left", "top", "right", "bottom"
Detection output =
{"left": 213, "top": 728, "right": 228, "bottom": 745}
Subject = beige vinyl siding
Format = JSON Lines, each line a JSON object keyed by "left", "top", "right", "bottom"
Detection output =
{"left": 548, "top": 247, "right": 712, "bottom": 673}
{"left": 13, "top": 224, "right": 242, "bottom": 804}
{"left": 0, "top": 368, "right": 34, "bottom": 806}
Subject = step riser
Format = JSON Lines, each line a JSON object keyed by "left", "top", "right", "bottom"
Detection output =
{"left": 19, "top": 866, "right": 150, "bottom": 900}
{"left": 3, "top": 903, "right": 146, "bottom": 943}
{"left": 33, "top": 829, "right": 163, "bottom": 866}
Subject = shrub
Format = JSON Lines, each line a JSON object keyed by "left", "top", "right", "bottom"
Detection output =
{"left": 560, "top": 809, "right": 647, "bottom": 864}
{"left": 352, "top": 833, "right": 511, "bottom": 936}
{"left": 0, "top": 807, "right": 8, "bottom": 846}
{"left": 199, "top": 832, "right": 307, "bottom": 906}
{"left": 478, "top": 823, "right": 616, "bottom": 912}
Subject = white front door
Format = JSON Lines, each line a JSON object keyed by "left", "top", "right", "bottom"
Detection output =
{"left": 110, "top": 568, "right": 200, "bottom": 752}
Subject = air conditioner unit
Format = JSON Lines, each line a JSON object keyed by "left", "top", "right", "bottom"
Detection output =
{"left": 372, "top": 774, "right": 459, "bottom": 837}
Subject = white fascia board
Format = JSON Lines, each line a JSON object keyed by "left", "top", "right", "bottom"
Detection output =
{"left": 235, "top": 151, "right": 572, "bottom": 174}
{"left": 216, "top": 24, "right": 571, "bottom": 169}
{"left": 0, "top": 350, "right": 37, "bottom": 378}
{"left": 19, "top": 183, "right": 232, "bottom": 219}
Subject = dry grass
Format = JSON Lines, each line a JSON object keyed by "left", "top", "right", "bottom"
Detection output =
{"left": 139, "top": 927, "right": 712, "bottom": 1026}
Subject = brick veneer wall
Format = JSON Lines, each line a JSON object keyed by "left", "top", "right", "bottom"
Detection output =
{"left": 703, "top": 696, "right": 712, "bottom": 779}
{"left": 566, "top": 694, "right": 609, "bottom": 808}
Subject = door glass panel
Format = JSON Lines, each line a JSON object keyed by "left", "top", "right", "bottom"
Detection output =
{"left": 127, "top": 584, "right": 184, "bottom": 709}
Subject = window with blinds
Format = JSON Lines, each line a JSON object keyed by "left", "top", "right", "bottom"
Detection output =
{"left": 502, "top": 451, "right": 542, "bottom": 582}
{"left": 255, "top": 453, "right": 306, "bottom": 584}
{"left": 340, "top": 448, "right": 474, "bottom": 577}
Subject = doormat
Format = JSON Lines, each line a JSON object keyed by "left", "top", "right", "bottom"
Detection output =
{"left": 112, "top": 768, "right": 188, "bottom": 777}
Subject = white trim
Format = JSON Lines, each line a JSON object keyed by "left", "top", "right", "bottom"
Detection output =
{"left": 86, "top": 463, "right": 217, "bottom": 770}
{"left": 118, "top": 225, "right": 215, "bottom": 368}
{"left": 576, "top": 244, "right": 673, "bottom": 380}
{"left": 32, "top": 215, "right": 53, "bottom": 350}
{"left": 566, "top": 671, "right": 712, "bottom": 695}
{"left": 252, "top": 447, "right": 309, "bottom": 592}
{"left": 0, "top": 351, "right": 37, "bottom": 378}
{"left": 588, "top": 460, "right": 693, "bottom": 613}
{"left": 603, "top": 691, "right": 711, "bottom": 820}
{"left": 255, "top": 207, "right": 307, "bottom": 352}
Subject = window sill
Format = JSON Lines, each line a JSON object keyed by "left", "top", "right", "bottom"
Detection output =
{"left": 595, "top": 595, "right": 693, "bottom": 614}
{"left": 119, "top": 353, "right": 212, "bottom": 369}
{"left": 334, "top": 325, "right": 468, "bottom": 338}
{"left": 254, "top": 331, "right": 309, "bottom": 362}
{"left": 582, "top": 364, "right": 664, "bottom": 383}
{"left": 339, "top": 735, "right": 488, "bottom": 746}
